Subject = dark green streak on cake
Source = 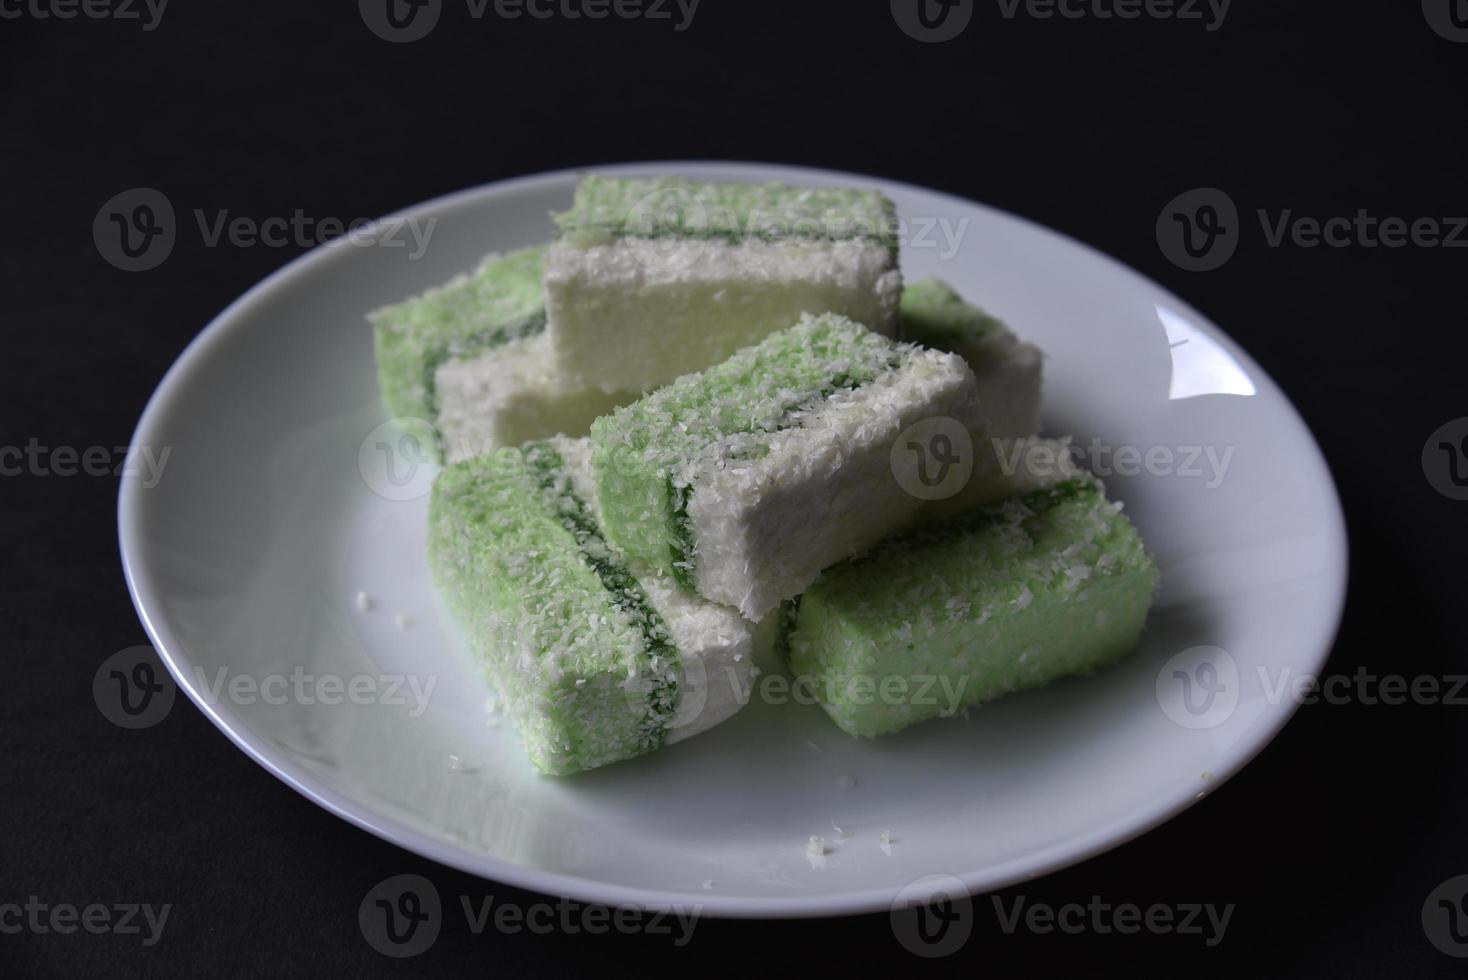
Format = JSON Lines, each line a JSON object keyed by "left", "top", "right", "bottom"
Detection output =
{"left": 565, "top": 225, "right": 898, "bottom": 256}
{"left": 524, "top": 442, "right": 681, "bottom": 749}
{"left": 665, "top": 476, "right": 697, "bottom": 591}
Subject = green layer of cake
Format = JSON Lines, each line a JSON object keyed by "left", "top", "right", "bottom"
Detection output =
{"left": 589, "top": 314, "right": 904, "bottom": 589}
{"left": 554, "top": 175, "right": 898, "bottom": 252}
{"left": 429, "top": 440, "right": 680, "bottom": 774}
{"left": 784, "top": 479, "right": 1158, "bottom": 737}
{"left": 900, "top": 278, "right": 1013, "bottom": 357}
{"left": 371, "top": 246, "right": 546, "bottom": 453}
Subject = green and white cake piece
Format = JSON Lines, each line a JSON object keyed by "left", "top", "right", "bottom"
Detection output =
{"left": 545, "top": 175, "right": 905, "bottom": 393}
{"left": 901, "top": 278, "right": 1043, "bottom": 438}
{"left": 429, "top": 436, "right": 754, "bottom": 776}
{"left": 371, "top": 246, "right": 637, "bottom": 461}
{"left": 590, "top": 314, "right": 984, "bottom": 621}
{"left": 783, "top": 476, "right": 1158, "bottom": 738}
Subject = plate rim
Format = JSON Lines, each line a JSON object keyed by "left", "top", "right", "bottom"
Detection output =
{"left": 118, "top": 160, "right": 1349, "bottom": 918}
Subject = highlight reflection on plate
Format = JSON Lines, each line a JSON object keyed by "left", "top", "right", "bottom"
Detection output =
{"left": 1158, "top": 305, "right": 1258, "bottom": 400}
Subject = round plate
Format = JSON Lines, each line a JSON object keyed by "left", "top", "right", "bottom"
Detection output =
{"left": 119, "top": 162, "right": 1347, "bottom": 917}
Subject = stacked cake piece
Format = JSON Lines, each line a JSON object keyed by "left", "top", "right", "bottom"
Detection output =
{"left": 430, "top": 437, "right": 755, "bottom": 774}
{"left": 544, "top": 176, "right": 904, "bottom": 392}
{"left": 589, "top": 313, "right": 983, "bottom": 620}
{"left": 375, "top": 174, "right": 1155, "bottom": 775}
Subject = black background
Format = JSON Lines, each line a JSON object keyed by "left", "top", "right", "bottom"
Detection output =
{"left": 4, "top": 1, "right": 1466, "bottom": 976}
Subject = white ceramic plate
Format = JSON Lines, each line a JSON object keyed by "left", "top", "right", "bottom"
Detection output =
{"left": 119, "top": 162, "right": 1347, "bottom": 917}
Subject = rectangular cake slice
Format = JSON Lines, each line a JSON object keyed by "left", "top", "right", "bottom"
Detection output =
{"left": 900, "top": 279, "right": 1043, "bottom": 438}
{"left": 783, "top": 477, "right": 1158, "bottom": 737}
{"left": 429, "top": 436, "right": 754, "bottom": 775}
{"left": 545, "top": 175, "right": 904, "bottom": 393}
{"left": 590, "top": 314, "right": 984, "bottom": 621}
{"left": 371, "top": 246, "right": 637, "bottom": 461}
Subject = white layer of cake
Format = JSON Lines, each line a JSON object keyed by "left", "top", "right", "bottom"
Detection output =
{"left": 555, "top": 437, "right": 754, "bottom": 742}
{"left": 684, "top": 348, "right": 983, "bottom": 620}
{"left": 434, "top": 335, "right": 634, "bottom": 464}
{"left": 544, "top": 238, "right": 903, "bottom": 393}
